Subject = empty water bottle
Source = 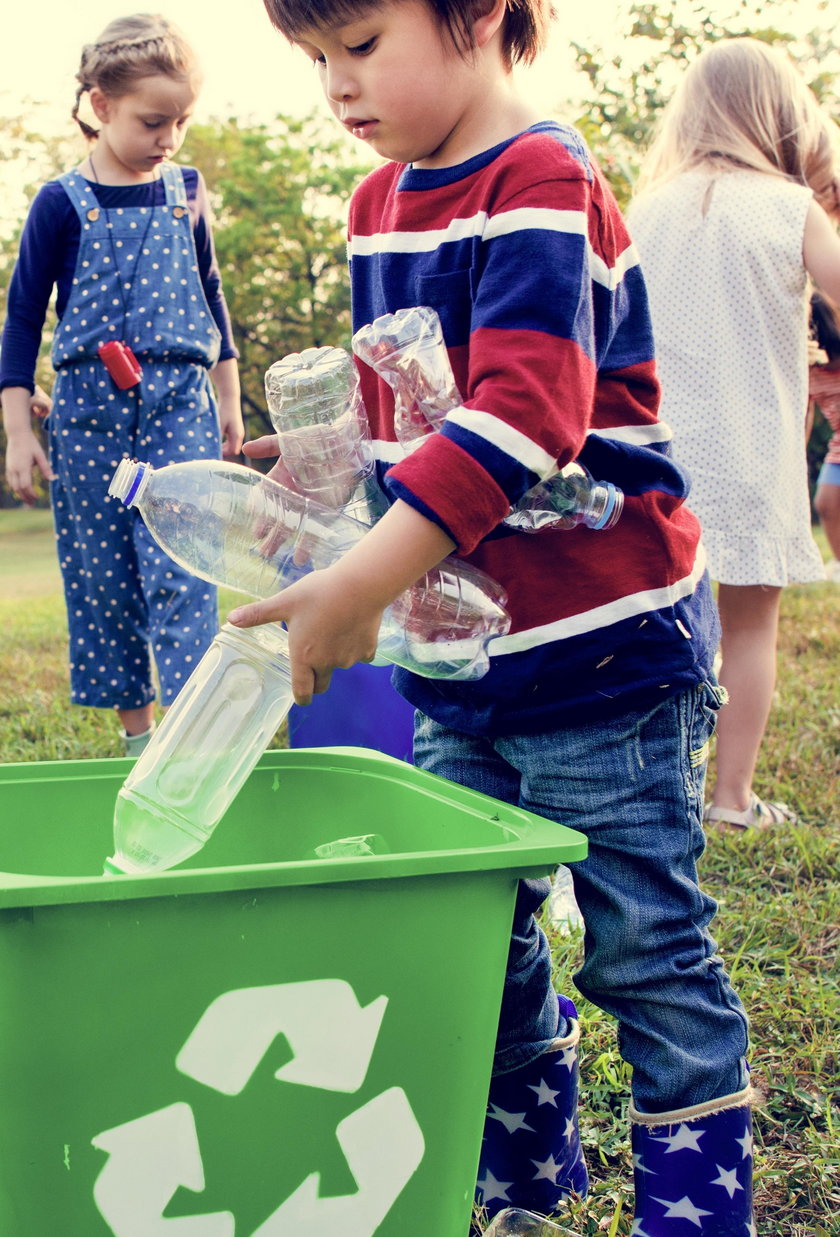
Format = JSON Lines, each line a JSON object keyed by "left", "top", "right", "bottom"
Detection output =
{"left": 503, "top": 464, "right": 622, "bottom": 532}
{"left": 482, "top": 1207, "right": 577, "bottom": 1237}
{"left": 352, "top": 304, "right": 457, "bottom": 449}
{"left": 352, "top": 305, "right": 623, "bottom": 531}
{"left": 264, "top": 345, "right": 387, "bottom": 524}
{"left": 546, "top": 865, "right": 585, "bottom": 934}
{"left": 106, "top": 621, "right": 293, "bottom": 875}
{"left": 108, "top": 456, "right": 510, "bottom": 682}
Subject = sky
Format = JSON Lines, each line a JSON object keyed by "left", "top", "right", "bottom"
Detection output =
{"left": 2, "top": 0, "right": 833, "bottom": 138}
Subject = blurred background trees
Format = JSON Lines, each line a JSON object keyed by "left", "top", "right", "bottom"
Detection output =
{"left": 1, "top": 0, "right": 838, "bottom": 505}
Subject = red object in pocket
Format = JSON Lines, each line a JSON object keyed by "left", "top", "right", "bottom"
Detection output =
{"left": 98, "top": 341, "right": 143, "bottom": 389}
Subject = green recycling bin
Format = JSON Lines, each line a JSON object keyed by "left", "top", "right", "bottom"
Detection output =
{"left": 0, "top": 747, "right": 586, "bottom": 1237}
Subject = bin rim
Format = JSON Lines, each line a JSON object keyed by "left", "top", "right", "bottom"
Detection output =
{"left": 0, "top": 747, "right": 587, "bottom": 909}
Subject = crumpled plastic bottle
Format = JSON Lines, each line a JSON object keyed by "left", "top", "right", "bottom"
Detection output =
{"left": 352, "top": 305, "right": 624, "bottom": 531}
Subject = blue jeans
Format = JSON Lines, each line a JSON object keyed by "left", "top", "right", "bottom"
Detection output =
{"left": 413, "top": 680, "right": 750, "bottom": 1112}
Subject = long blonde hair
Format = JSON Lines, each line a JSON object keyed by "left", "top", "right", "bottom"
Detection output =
{"left": 72, "top": 13, "right": 200, "bottom": 140}
{"left": 635, "top": 38, "right": 840, "bottom": 217}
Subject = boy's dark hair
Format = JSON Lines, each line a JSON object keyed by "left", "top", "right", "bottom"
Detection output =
{"left": 812, "top": 290, "right": 840, "bottom": 363}
{"left": 262, "top": 0, "right": 554, "bottom": 66}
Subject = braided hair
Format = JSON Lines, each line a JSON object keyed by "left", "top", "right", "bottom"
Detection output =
{"left": 72, "top": 13, "right": 200, "bottom": 140}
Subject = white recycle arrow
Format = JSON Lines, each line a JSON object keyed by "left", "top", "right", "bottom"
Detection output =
{"left": 250, "top": 1086, "right": 425, "bottom": 1237}
{"left": 175, "top": 979, "right": 388, "bottom": 1095}
{"left": 91, "top": 1102, "right": 235, "bottom": 1237}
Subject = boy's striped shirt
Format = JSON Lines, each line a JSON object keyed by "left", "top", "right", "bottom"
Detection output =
{"left": 347, "top": 122, "right": 718, "bottom": 734}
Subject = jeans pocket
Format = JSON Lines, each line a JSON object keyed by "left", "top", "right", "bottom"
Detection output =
{"left": 688, "top": 679, "right": 722, "bottom": 782}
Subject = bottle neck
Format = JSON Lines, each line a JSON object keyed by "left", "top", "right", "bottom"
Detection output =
{"left": 124, "top": 461, "right": 152, "bottom": 507}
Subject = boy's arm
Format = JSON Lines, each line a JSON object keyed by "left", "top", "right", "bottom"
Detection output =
{"left": 229, "top": 500, "right": 455, "bottom": 705}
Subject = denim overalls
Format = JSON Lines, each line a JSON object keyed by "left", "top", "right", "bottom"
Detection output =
{"left": 49, "top": 163, "right": 222, "bottom": 710}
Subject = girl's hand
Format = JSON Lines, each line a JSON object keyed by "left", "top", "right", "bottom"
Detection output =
{"left": 243, "top": 434, "right": 304, "bottom": 491}
{"left": 219, "top": 397, "right": 245, "bottom": 458}
{"left": 5, "top": 429, "right": 56, "bottom": 505}
{"left": 211, "top": 358, "right": 244, "bottom": 457}
{"left": 228, "top": 562, "right": 382, "bottom": 705}
{"left": 31, "top": 385, "right": 52, "bottom": 419}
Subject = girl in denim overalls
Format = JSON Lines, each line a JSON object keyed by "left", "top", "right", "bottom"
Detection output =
{"left": 1, "top": 14, "right": 243, "bottom": 754}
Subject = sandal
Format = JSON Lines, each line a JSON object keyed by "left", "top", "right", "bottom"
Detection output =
{"left": 703, "top": 794, "right": 798, "bottom": 830}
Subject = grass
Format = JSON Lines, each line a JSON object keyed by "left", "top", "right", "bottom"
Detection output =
{"left": 0, "top": 506, "right": 288, "bottom": 758}
{"left": 1, "top": 507, "right": 838, "bottom": 1233}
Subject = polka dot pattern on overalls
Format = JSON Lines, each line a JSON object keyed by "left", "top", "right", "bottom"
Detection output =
{"left": 49, "top": 163, "right": 224, "bottom": 709}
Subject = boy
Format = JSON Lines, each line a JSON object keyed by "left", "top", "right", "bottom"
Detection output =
{"left": 234, "top": 2, "right": 754, "bottom": 1230}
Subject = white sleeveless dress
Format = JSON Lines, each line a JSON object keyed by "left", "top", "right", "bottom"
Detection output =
{"left": 628, "top": 167, "right": 826, "bottom": 585}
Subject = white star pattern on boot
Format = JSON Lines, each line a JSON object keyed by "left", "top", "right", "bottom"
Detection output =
{"left": 476, "top": 1168, "right": 513, "bottom": 1203}
{"left": 531, "top": 1153, "right": 563, "bottom": 1182}
{"left": 556, "top": 1045, "right": 578, "bottom": 1071}
{"left": 711, "top": 1164, "right": 744, "bottom": 1198}
{"left": 486, "top": 1103, "right": 535, "bottom": 1134}
{"left": 736, "top": 1128, "right": 753, "bottom": 1159}
{"left": 652, "top": 1195, "right": 714, "bottom": 1226}
{"left": 630, "top": 1222, "right": 654, "bottom": 1237}
{"left": 528, "top": 1078, "right": 560, "bottom": 1106}
{"left": 632, "top": 1152, "right": 655, "bottom": 1175}
{"left": 652, "top": 1122, "right": 706, "bottom": 1153}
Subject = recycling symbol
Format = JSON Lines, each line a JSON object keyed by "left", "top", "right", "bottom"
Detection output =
{"left": 90, "top": 979, "right": 425, "bottom": 1235}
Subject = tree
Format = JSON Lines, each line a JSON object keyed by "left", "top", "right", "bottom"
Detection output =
{"left": 0, "top": 115, "right": 76, "bottom": 508}
{"left": 181, "top": 113, "right": 372, "bottom": 440}
{"left": 0, "top": 111, "right": 371, "bottom": 504}
{"left": 569, "top": 0, "right": 840, "bottom": 205}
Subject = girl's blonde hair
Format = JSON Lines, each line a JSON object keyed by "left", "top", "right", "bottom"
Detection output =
{"left": 635, "top": 37, "right": 840, "bottom": 217}
{"left": 72, "top": 12, "right": 200, "bottom": 140}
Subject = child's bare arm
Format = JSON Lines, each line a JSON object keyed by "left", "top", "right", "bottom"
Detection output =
{"left": 229, "top": 500, "right": 455, "bottom": 705}
{"left": 804, "top": 200, "right": 840, "bottom": 303}
{"left": 2, "top": 385, "right": 56, "bottom": 504}
{"left": 211, "top": 357, "right": 245, "bottom": 457}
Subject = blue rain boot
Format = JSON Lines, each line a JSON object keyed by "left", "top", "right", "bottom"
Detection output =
{"left": 630, "top": 1087, "right": 754, "bottom": 1236}
{"left": 475, "top": 996, "right": 588, "bottom": 1223}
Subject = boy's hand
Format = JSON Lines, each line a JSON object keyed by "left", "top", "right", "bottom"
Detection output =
{"left": 228, "top": 498, "right": 456, "bottom": 706}
{"left": 229, "top": 562, "right": 382, "bottom": 705}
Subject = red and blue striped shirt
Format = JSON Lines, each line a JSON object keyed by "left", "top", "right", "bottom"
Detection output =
{"left": 348, "top": 121, "right": 718, "bottom": 734}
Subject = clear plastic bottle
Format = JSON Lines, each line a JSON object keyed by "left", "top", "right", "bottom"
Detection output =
{"left": 546, "top": 865, "right": 585, "bottom": 934}
{"left": 352, "top": 306, "right": 623, "bottom": 531}
{"left": 502, "top": 463, "right": 622, "bottom": 531}
{"left": 482, "top": 1208, "right": 577, "bottom": 1237}
{"left": 108, "top": 456, "right": 510, "bottom": 682}
{"left": 264, "top": 345, "right": 387, "bottom": 524}
{"left": 105, "top": 621, "right": 293, "bottom": 875}
{"left": 352, "top": 304, "right": 458, "bottom": 449}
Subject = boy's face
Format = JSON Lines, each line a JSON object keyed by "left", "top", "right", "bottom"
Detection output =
{"left": 293, "top": 0, "right": 487, "bottom": 168}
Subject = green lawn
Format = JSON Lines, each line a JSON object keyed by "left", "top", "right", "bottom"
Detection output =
{"left": 0, "top": 505, "right": 61, "bottom": 598}
{"left": 1, "top": 506, "right": 838, "bottom": 1234}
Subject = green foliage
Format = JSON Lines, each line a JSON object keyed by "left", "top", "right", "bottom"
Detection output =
{"left": 3, "top": 4, "right": 839, "bottom": 498}
{"left": 180, "top": 113, "right": 371, "bottom": 441}
{"left": 0, "top": 111, "right": 370, "bottom": 504}
{"left": 570, "top": 0, "right": 840, "bottom": 205}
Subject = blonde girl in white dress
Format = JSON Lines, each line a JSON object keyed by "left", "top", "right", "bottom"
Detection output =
{"left": 628, "top": 38, "right": 840, "bottom": 828}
